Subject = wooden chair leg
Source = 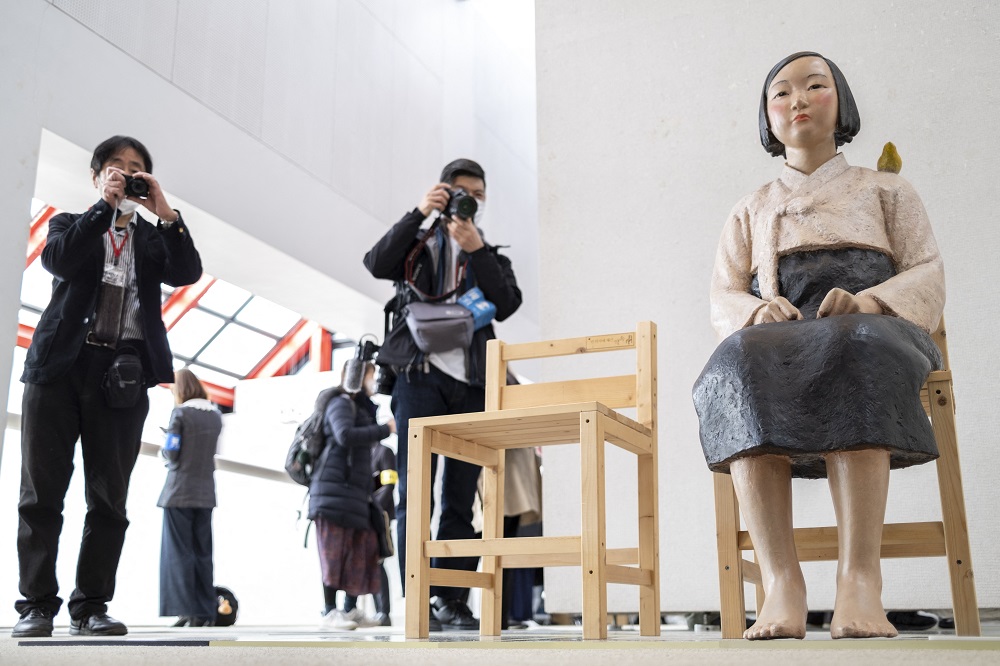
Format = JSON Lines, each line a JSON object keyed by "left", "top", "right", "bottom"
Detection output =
{"left": 713, "top": 472, "right": 746, "bottom": 639}
{"left": 480, "top": 450, "right": 505, "bottom": 637}
{"left": 580, "top": 412, "right": 608, "bottom": 639}
{"left": 404, "top": 426, "right": 433, "bottom": 639}
{"left": 635, "top": 320, "right": 661, "bottom": 636}
{"left": 928, "top": 379, "right": 981, "bottom": 636}
{"left": 637, "top": 448, "right": 660, "bottom": 636}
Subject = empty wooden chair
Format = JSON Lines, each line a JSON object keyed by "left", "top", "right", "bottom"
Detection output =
{"left": 405, "top": 321, "right": 660, "bottom": 639}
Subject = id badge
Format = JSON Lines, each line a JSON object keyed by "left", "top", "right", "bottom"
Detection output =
{"left": 103, "top": 264, "right": 125, "bottom": 288}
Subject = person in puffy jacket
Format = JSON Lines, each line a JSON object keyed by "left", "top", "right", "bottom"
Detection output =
{"left": 310, "top": 362, "right": 395, "bottom": 630}
{"left": 342, "top": 440, "right": 397, "bottom": 627}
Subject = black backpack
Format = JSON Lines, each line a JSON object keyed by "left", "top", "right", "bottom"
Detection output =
{"left": 284, "top": 386, "right": 344, "bottom": 486}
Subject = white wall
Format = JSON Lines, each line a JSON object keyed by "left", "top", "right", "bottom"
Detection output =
{"left": 0, "top": 0, "right": 538, "bottom": 625}
{"left": 536, "top": 0, "right": 1000, "bottom": 612}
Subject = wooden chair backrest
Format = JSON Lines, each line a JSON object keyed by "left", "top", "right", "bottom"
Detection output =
{"left": 484, "top": 321, "right": 657, "bottom": 430}
{"left": 921, "top": 316, "right": 950, "bottom": 416}
{"left": 931, "top": 317, "right": 950, "bottom": 371}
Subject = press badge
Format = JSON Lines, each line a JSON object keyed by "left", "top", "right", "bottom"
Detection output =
{"left": 103, "top": 264, "right": 126, "bottom": 287}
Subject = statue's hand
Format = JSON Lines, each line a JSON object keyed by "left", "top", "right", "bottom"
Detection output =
{"left": 816, "top": 288, "right": 883, "bottom": 318}
{"left": 754, "top": 297, "right": 803, "bottom": 324}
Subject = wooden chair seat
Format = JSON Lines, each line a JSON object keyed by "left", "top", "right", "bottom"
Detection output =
{"left": 410, "top": 402, "right": 652, "bottom": 451}
{"left": 404, "top": 322, "right": 660, "bottom": 640}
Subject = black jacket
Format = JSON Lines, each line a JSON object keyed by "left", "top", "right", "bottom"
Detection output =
{"left": 363, "top": 208, "right": 522, "bottom": 387}
{"left": 308, "top": 392, "right": 391, "bottom": 530}
{"left": 22, "top": 199, "right": 203, "bottom": 386}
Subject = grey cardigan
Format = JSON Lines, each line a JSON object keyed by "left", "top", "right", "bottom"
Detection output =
{"left": 157, "top": 399, "right": 223, "bottom": 508}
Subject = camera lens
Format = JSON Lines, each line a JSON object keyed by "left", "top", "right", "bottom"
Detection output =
{"left": 447, "top": 188, "right": 478, "bottom": 220}
{"left": 124, "top": 175, "right": 149, "bottom": 199}
{"left": 454, "top": 194, "right": 478, "bottom": 220}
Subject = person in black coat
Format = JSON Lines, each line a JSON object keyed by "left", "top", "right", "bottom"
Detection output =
{"left": 13, "top": 136, "right": 202, "bottom": 639}
{"left": 310, "top": 363, "right": 396, "bottom": 631}
{"left": 342, "top": 440, "right": 398, "bottom": 627}
{"left": 363, "top": 158, "right": 521, "bottom": 630}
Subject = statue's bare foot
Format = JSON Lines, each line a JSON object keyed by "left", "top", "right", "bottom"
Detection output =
{"left": 831, "top": 575, "right": 898, "bottom": 639}
{"left": 744, "top": 579, "right": 807, "bottom": 640}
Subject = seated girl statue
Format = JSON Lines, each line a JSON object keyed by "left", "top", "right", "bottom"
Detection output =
{"left": 693, "top": 51, "right": 945, "bottom": 640}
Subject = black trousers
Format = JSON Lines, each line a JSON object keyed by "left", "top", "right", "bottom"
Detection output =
{"left": 16, "top": 344, "right": 149, "bottom": 620}
{"left": 160, "top": 507, "right": 216, "bottom": 618}
{"left": 391, "top": 365, "right": 485, "bottom": 600}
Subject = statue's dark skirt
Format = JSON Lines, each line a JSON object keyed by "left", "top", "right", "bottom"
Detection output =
{"left": 693, "top": 313, "right": 942, "bottom": 479}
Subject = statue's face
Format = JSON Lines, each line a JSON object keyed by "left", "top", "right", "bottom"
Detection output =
{"left": 766, "top": 56, "right": 839, "bottom": 153}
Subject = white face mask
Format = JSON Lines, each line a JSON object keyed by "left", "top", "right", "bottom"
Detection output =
{"left": 474, "top": 199, "right": 487, "bottom": 227}
{"left": 97, "top": 175, "right": 140, "bottom": 215}
{"left": 117, "top": 199, "right": 140, "bottom": 215}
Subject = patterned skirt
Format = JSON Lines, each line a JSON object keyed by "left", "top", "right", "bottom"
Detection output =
{"left": 315, "top": 517, "right": 381, "bottom": 595}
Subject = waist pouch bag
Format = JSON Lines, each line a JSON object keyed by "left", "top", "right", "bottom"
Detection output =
{"left": 102, "top": 346, "right": 144, "bottom": 409}
{"left": 404, "top": 301, "right": 474, "bottom": 354}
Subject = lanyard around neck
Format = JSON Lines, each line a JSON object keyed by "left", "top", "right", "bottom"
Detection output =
{"left": 107, "top": 228, "right": 129, "bottom": 264}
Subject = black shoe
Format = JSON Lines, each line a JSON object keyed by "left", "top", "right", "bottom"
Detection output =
{"left": 433, "top": 598, "right": 479, "bottom": 630}
{"left": 188, "top": 616, "right": 215, "bottom": 627}
{"left": 12, "top": 608, "right": 54, "bottom": 638}
{"left": 887, "top": 610, "right": 938, "bottom": 631}
{"left": 806, "top": 610, "right": 833, "bottom": 628}
{"left": 429, "top": 608, "right": 442, "bottom": 632}
{"left": 69, "top": 612, "right": 128, "bottom": 636}
{"left": 373, "top": 612, "right": 392, "bottom": 627}
{"left": 173, "top": 616, "right": 191, "bottom": 627}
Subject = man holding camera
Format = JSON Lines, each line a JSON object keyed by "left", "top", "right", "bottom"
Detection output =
{"left": 13, "top": 136, "right": 203, "bottom": 637}
{"left": 363, "top": 159, "right": 521, "bottom": 630}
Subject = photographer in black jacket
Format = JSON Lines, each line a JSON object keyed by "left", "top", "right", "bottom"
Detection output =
{"left": 13, "top": 136, "right": 202, "bottom": 638}
{"left": 363, "top": 159, "right": 521, "bottom": 630}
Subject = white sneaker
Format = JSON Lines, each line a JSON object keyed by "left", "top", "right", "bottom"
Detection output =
{"left": 320, "top": 609, "right": 357, "bottom": 631}
{"left": 344, "top": 608, "right": 381, "bottom": 628}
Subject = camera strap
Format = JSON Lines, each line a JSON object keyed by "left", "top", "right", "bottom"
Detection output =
{"left": 403, "top": 218, "right": 468, "bottom": 303}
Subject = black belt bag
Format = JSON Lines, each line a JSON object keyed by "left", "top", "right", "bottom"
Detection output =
{"left": 102, "top": 345, "right": 144, "bottom": 409}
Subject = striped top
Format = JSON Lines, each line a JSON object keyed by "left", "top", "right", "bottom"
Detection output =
{"left": 100, "top": 213, "right": 144, "bottom": 341}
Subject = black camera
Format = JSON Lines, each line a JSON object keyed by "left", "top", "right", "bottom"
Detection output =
{"left": 349, "top": 335, "right": 396, "bottom": 395}
{"left": 359, "top": 339, "right": 379, "bottom": 363}
{"left": 123, "top": 174, "right": 149, "bottom": 199}
{"left": 444, "top": 187, "right": 478, "bottom": 221}
{"left": 374, "top": 364, "right": 396, "bottom": 396}
{"left": 361, "top": 338, "right": 398, "bottom": 396}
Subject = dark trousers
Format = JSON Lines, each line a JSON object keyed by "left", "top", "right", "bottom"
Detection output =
{"left": 160, "top": 507, "right": 216, "bottom": 618}
{"left": 392, "top": 365, "right": 484, "bottom": 600}
{"left": 342, "top": 563, "right": 391, "bottom": 614}
{"left": 16, "top": 344, "right": 148, "bottom": 620}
